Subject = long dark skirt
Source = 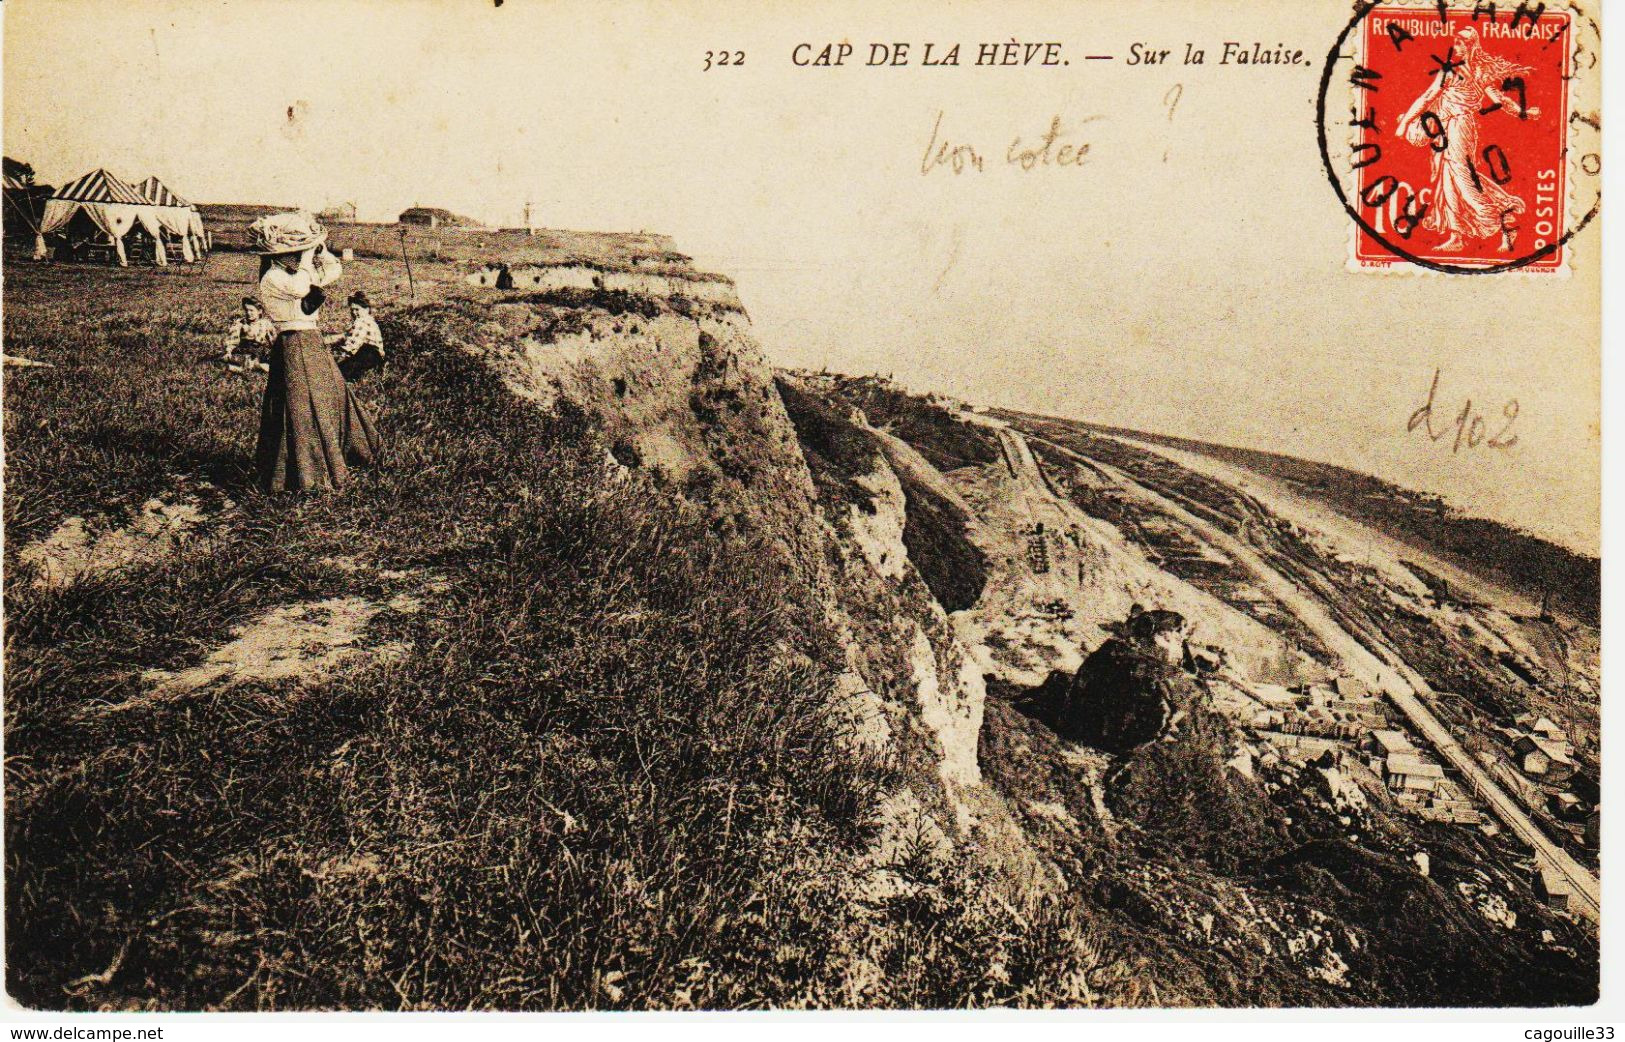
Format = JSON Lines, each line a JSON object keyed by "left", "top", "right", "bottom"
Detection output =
{"left": 255, "top": 329, "right": 382, "bottom": 492}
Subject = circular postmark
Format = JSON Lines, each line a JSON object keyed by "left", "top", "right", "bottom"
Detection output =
{"left": 1316, "top": 0, "right": 1601, "bottom": 274}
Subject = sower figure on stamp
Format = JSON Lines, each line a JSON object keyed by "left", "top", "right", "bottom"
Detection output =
{"left": 249, "top": 211, "right": 382, "bottom": 492}
{"left": 1396, "top": 26, "right": 1540, "bottom": 253}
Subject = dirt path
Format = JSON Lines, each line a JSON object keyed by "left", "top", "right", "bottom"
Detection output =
{"left": 1024, "top": 430, "right": 1600, "bottom": 922}
{"left": 992, "top": 425, "right": 1074, "bottom": 533}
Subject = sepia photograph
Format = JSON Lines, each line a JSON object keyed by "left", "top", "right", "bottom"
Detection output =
{"left": 0, "top": 0, "right": 1607, "bottom": 1026}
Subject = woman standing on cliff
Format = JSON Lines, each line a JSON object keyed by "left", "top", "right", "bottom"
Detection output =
{"left": 248, "top": 211, "right": 381, "bottom": 492}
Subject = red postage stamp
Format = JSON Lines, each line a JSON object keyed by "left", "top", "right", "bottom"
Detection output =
{"left": 1344, "top": 3, "right": 1576, "bottom": 273}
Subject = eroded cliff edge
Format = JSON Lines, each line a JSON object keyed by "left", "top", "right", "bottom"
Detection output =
{"left": 414, "top": 261, "right": 1596, "bottom": 1007}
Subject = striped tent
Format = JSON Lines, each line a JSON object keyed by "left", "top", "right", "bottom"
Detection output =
{"left": 37, "top": 168, "right": 174, "bottom": 266}
{"left": 136, "top": 176, "right": 206, "bottom": 261}
{"left": 137, "top": 176, "right": 189, "bottom": 207}
{"left": 54, "top": 167, "right": 148, "bottom": 205}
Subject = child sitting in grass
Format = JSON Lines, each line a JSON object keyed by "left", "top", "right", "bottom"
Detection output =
{"left": 327, "top": 291, "right": 385, "bottom": 382}
{"left": 221, "top": 297, "right": 275, "bottom": 373}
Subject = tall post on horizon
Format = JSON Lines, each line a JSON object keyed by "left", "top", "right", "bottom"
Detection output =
{"left": 398, "top": 225, "right": 415, "bottom": 301}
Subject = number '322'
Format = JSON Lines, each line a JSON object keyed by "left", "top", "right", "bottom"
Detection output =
{"left": 704, "top": 50, "right": 744, "bottom": 70}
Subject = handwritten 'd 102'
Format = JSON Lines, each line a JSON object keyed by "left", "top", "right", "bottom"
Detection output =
{"left": 1407, "top": 369, "right": 1518, "bottom": 453}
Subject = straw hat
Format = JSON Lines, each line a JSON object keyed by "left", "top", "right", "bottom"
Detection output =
{"left": 247, "top": 210, "right": 327, "bottom": 255}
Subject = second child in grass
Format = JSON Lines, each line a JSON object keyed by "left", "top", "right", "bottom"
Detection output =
{"left": 327, "top": 291, "right": 385, "bottom": 382}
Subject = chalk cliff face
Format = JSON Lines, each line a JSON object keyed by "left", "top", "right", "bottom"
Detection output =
{"left": 451, "top": 260, "right": 1595, "bottom": 1008}
{"left": 430, "top": 278, "right": 1023, "bottom": 896}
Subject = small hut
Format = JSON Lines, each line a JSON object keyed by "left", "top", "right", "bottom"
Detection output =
{"left": 398, "top": 206, "right": 481, "bottom": 229}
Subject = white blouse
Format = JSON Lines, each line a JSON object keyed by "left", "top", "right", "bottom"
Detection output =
{"left": 258, "top": 249, "right": 343, "bottom": 332}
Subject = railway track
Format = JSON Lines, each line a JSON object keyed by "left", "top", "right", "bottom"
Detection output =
{"left": 1022, "top": 428, "right": 1600, "bottom": 922}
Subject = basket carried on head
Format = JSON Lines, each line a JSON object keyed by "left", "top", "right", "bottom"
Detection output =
{"left": 247, "top": 210, "right": 327, "bottom": 255}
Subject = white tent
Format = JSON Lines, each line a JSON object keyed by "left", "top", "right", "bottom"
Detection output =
{"left": 136, "top": 176, "right": 207, "bottom": 261}
{"left": 37, "top": 168, "right": 172, "bottom": 266}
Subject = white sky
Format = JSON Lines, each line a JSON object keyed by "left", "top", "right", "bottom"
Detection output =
{"left": 3, "top": 0, "right": 1601, "bottom": 553}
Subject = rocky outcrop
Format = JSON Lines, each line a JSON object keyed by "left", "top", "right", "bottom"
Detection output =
{"left": 1055, "top": 608, "right": 1194, "bottom": 752}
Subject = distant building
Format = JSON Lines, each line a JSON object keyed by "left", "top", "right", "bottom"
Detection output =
{"left": 1251, "top": 683, "right": 1301, "bottom": 709}
{"left": 1259, "top": 731, "right": 1344, "bottom": 762}
{"left": 1514, "top": 735, "right": 1576, "bottom": 782}
{"left": 1333, "top": 675, "right": 1373, "bottom": 700}
{"left": 1515, "top": 714, "right": 1569, "bottom": 743}
{"left": 318, "top": 201, "right": 357, "bottom": 223}
{"left": 1534, "top": 864, "right": 1573, "bottom": 911}
{"left": 1250, "top": 708, "right": 1286, "bottom": 730}
{"left": 398, "top": 206, "right": 482, "bottom": 229}
{"left": 1514, "top": 737, "right": 1551, "bottom": 776}
{"left": 1419, "top": 778, "right": 1480, "bottom": 823}
{"left": 1328, "top": 700, "right": 1387, "bottom": 726}
{"left": 1352, "top": 713, "right": 1389, "bottom": 730}
{"left": 1549, "top": 792, "right": 1585, "bottom": 821}
{"left": 1210, "top": 684, "right": 1255, "bottom": 719}
{"left": 1367, "top": 729, "right": 1414, "bottom": 758}
{"left": 1385, "top": 752, "right": 1445, "bottom": 794}
{"left": 1534, "top": 719, "right": 1572, "bottom": 757}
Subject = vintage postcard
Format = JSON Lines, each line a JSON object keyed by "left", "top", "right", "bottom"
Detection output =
{"left": 0, "top": 0, "right": 1605, "bottom": 1026}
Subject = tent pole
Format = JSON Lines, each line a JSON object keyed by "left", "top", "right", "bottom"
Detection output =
{"left": 3, "top": 188, "right": 40, "bottom": 233}
{"left": 3, "top": 190, "right": 46, "bottom": 259}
